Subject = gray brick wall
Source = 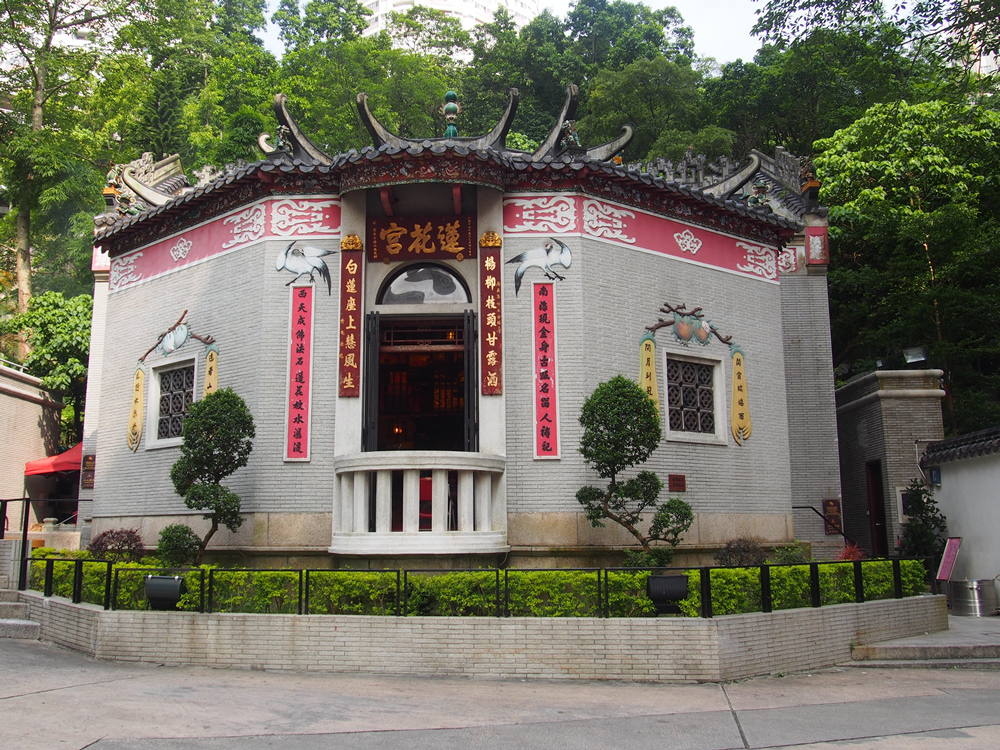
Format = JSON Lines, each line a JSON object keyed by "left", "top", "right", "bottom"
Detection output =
{"left": 21, "top": 590, "right": 946, "bottom": 682}
{"left": 780, "top": 270, "right": 842, "bottom": 552}
{"left": 502, "top": 235, "right": 793, "bottom": 519}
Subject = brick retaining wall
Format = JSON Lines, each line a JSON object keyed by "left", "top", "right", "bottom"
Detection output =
{"left": 20, "top": 592, "right": 946, "bottom": 682}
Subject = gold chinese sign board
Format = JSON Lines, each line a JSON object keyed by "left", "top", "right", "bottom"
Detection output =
{"left": 730, "top": 345, "right": 751, "bottom": 445}
{"left": 127, "top": 367, "right": 144, "bottom": 452}
{"left": 367, "top": 215, "right": 477, "bottom": 263}
{"left": 639, "top": 333, "right": 660, "bottom": 414}
{"left": 203, "top": 345, "right": 219, "bottom": 397}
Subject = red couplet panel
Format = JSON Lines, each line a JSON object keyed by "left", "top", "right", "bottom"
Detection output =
{"left": 480, "top": 246, "right": 503, "bottom": 395}
{"left": 286, "top": 285, "right": 314, "bottom": 460}
{"left": 339, "top": 250, "right": 362, "bottom": 397}
{"left": 533, "top": 282, "right": 559, "bottom": 459}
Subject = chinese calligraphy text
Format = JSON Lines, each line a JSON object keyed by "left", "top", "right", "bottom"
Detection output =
{"left": 286, "top": 285, "right": 314, "bottom": 460}
{"left": 533, "top": 282, "right": 560, "bottom": 458}
{"left": 339, "top": 250, "right": 362, "bottom": 397}
{"left": 480, "top": 243, "right": 503, "bottom": 395}
{"left": 367, "top": 215, "right": 476, "bottom": 263}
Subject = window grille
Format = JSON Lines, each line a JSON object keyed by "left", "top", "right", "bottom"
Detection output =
{"left": 667, "top": 359, "right": 715, "bottom": 434}
{"left": 158, "top": 366, "right": 194, "bottom": 440}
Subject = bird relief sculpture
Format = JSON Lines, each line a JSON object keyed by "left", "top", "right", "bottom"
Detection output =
{"left": 506, "top": 238, "right": 572, "bottom": 296}
{"left": 276, "top": 241, "right": 334, "bottom": 295}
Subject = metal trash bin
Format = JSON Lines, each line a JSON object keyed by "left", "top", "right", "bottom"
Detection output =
{"left": 949, "top": 579, "right": 999, "bottom": 617}
{"left": 144, "top": 575, "right": 187, "bottom": 611}
{"left": 646, "top": 574, "right": 689, "bottom": 615}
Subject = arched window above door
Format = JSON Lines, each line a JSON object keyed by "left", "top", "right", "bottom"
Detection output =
{"left": 377, "top": 263, "right": 471, "bottom": 305}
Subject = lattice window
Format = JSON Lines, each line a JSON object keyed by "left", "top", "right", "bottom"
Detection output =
{"left": 666, "top": 359, "right": 715, "bottom": 434}
{"left": 157, "top": 365, "right": 194, "bottom": 440}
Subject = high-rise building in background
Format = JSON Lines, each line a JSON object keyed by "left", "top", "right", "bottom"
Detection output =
{"left": 362, "top": 0, "right": 540, "bottom": 37}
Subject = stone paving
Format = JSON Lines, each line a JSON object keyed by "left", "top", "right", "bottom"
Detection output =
{"left": 3, "top": 617, "right": 1000, "bottom": 750}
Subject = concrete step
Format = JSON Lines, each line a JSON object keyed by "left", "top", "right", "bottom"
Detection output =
{"left": 846, "top": 658, "right": 1000, "bottom": 671}
{"left": 0, "top": 618, "right": 39, "bottom": 639}
{"left": 0, "top": 602, "right": 28, "bottom": 619}
{"left": 853, "top": 644, "right": 1000, "bottom": 660}
{"left": 0, "top": 589, "right": 20, "bottom": 602}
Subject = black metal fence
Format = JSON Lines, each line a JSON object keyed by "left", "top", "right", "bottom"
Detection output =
{"left": 22, "top": 556, "right": 936, "bottom": 618}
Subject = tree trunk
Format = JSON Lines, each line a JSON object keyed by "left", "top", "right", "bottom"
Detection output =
{"left": 15, "top": 205, "right": 32, "bottom": 358}
{"left": 195, "top": 519, "right": 220, "bottom": 565}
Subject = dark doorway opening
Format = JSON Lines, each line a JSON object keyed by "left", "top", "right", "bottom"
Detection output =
{"left": 865, "top": 460, "right": 888, "bottom": 556}
{"left": 362, "top": 312, "right": 479, "bottom": 454}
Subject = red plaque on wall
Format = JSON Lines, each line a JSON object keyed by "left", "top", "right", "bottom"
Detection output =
{"left": 480, "top": 238, "right": 503, "bottom": 395}
{"left": 533, "top": 282, "right": 559, "bottom": 459}
{"left": 339, "top": 251, "right": 362, "bottom": 397}
{"left": 367, "top": 215, "right": 477, "bottom": 263}
{"left": 285, "top": 285, "right": 314, "bottom": 461}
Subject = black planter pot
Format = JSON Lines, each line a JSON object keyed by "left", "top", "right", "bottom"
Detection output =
{"left": 144, "top": 575, "right": 187, "bottom": 611}
{"left": 646, "top": 574, "right": 689, "bottom": 615}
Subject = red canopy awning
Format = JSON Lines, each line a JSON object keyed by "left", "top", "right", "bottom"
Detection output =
{"left": 25, "top": 443, "right": 83, "bottom": 476}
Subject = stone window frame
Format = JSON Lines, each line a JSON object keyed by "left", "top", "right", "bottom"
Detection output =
{"left": 663, "top": 350, "right": 728, "bottom": 446}
{"left": 144, "top": 352, "right": 198, "bottom": 451}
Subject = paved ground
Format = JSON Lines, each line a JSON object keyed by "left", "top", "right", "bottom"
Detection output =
{"left": 3, "top": 618, "right": 1000, "bottom": 750}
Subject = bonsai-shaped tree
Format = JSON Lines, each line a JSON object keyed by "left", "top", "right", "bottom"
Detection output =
{"left": 576, "top": 375, "right": 694, "bottom": 566}
{"left": 899, "top": 478, "right": 948, "bottom": 561}
{"left": 170, "top": 388, "right": 255, "bottom": 564}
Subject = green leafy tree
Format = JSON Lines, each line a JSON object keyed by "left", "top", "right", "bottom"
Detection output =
{"left": 576, "top": 375, "right": 694, "bottom": 565}
{"left": 170, "top": 388, "right": 256, "bottom": 563}
{"left": 0, "top": 291, "right": 92, "bottom": 442}
{"left": 899, "top": 479, "right": 948, "bottom": 561}
{"left": 815, "top": 100, "right": 1000, "bottom": 432}
{"left": 0, "top": 0, "right": 126, "bottom": 320}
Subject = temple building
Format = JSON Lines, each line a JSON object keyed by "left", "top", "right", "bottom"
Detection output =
{"left": 80, "top": 87, "right": 842, "bottom": 566}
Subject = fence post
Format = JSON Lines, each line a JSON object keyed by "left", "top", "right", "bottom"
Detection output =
{"left": 199, "top": 568, "right": 205, "bottom": 613}
{"left": 402, "top": 571, "right": 409, "bottom": 616}
{"left": 207, "top": 569, "right": 214, "bottom": 614}
{"left": 297, "top": 570, "right": 304, "bottom": 615}
{"left": 810, "top": 562, "right": 821, "bottom": 608}
{"left": 103, "top": 562, "right": 113, "bottom": 610}
{"left": 892, "top": 559, "right": 903, "bottom": 599}
{"left": 759, "top": 565, "right": 772, "bottom": 613}
{"left": 43, "top": 559, "right": 53, "bottom": 597}
{"left": 603, "top": 569, "right": 609, "bottom": 618}
{"left": 395, "top": 570, "right": 401, "bottom": 617}
{"left": 502, "top": 569, "right": 509, "bottom": 617}
{"left": 853, "top": 560, "right": 865, "bottom": 603}
{"left": 596, "top": 570, "right": 603, "bottom": 618}
{"left": 72, "top": 559, "right": 83, "bottom": 604}
{"left": 112, "top": 569, "right": 120, "bottom": 611}
{"left": 303, "top": 570, "right": 310, "bottom": 615}
{"left": 700, "top": 567, "right": 713, "bottom": 618}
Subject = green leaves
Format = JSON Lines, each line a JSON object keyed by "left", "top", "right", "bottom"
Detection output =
{"left": 577, "top": 375, "right": 693, "bottom": 560}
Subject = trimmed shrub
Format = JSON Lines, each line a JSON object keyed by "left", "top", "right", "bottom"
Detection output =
{"left": 87, "top": 528, "right": 145, "bottom": 563}
{"left": 156, "top": 524, "right": 203, "bottom": 567}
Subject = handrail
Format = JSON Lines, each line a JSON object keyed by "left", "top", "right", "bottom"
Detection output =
{"left": 21, "top": 556, "right": 936, "bottom": 619}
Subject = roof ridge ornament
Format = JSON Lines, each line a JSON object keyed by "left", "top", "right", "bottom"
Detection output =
{"left": 259, "top": 93, "right": 333, "bottom": 165}
{"left": 530, "top": 85, "right": 634, "bottom": 163}
{"left": 357, "top": 88, "right": 520, "bottom": 150}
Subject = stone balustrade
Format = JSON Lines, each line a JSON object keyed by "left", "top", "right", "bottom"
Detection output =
{"left": 330, "top": 451, "right": 507, "bottom": 555}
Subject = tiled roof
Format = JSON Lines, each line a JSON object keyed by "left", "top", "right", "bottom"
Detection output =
{"left": 94, "top": 145, "right": 802, "bottom": 242}
{"left": 921, "top": 426, "right": 1000, "bottom": 466}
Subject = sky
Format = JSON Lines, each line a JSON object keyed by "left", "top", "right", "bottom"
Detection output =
{"left": 262, "top": 0, "right": 764, "bottom": 65}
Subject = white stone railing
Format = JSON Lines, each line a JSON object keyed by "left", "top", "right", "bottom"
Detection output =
{"left": 329, "top": 451, "right": 507, "bottom": 555}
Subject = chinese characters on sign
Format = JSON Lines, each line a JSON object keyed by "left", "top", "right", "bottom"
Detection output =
{"left": 639, "top": 333, "right": 660, "bottom": 414}
{"left": 81, "top": 454, "right": 96, "bottom": 490}
{"left": 533, "top": 282, "right": 560, "bottom": 459}
{"left": 822, "top": 498, "right": 843, "bottom": 536}
{"left": 203, "top": 345, "right": 219, "bottom": 397}
{"left": 127, "top": 368, "right": 144, "bottom": 452}
{"left": 730, "top": 345, "right": 752, "bottom": 445}
{"left": 367, "top": 215, "right": 477, "bottom": 263}
{"left": 286, "top": 285, "right": 314, "bottom": 461}
{"left": 480, "top": 234, "right": 503, "bottom": 395}
{"left": 339, "top": 250, "right": 362, "bottom": 397}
